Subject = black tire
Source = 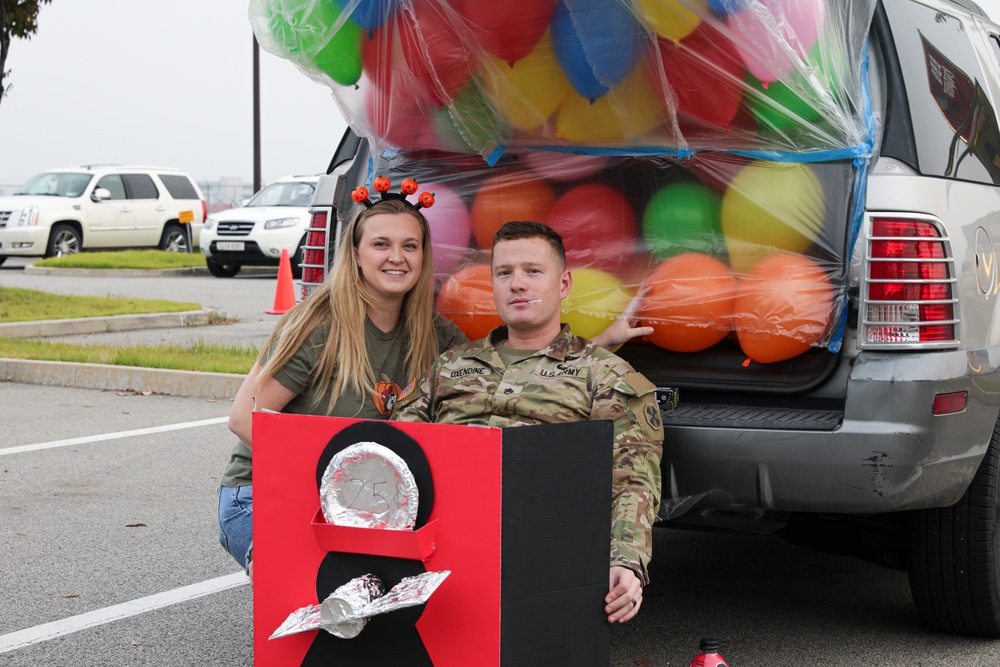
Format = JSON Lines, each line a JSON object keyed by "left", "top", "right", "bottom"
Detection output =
{"left": 160, "top": 223, "right": 189, "bottom": 252}
{"left": 906, "top": 416, "right": 1000, "bottom": 637}
{"left": 291, "top": 235, "right": 307, "bottom": 280}
{"left": 207, "top": 258, "right": 241, "bottom": 278}
{"left": 46, "top": 223, "right": 82, "bottom": 257}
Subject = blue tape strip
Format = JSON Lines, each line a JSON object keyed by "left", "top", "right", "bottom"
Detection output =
{"left": 828, "top": 37, "right": 876, "bottom": 354}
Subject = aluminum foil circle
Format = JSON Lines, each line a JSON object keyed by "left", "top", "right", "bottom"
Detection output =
{"left": 319, "top": 441, "right": 419, "bottom": 530}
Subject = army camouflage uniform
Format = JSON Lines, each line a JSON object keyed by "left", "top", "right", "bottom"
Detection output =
{"left": 394, "top": 324, "right": 664, "bottom": 583}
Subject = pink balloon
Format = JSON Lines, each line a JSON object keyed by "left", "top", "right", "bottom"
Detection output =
{"left": 726, "top": 0, "right": 825, "bottom": 84}
{"left": 522, "top": 152, "right": 608, "bottom": 182}
{"left": 421, "top": 182, "right": 472, "bottom": 278}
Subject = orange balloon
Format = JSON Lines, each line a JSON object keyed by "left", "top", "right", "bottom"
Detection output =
{"left": 470, "top": 172, "right": 557, "bottom": 249}
{"left": 641, "top": 253, "right": 737, "bottom": 352}
{"left": 436, "top": 263, "right": 503, "bottom": 341}
{"left": 734, "top": 253, "right": 834, "bottom": 363}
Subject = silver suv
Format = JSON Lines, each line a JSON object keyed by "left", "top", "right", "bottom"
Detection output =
{"left": 0, "top": 165, "right": 206, "bottom": 264}
{"left": 298, "top": 0, "right": 1000, "bottom": 638}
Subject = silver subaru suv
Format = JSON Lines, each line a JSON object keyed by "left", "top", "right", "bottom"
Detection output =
{"left": 300, "top": 0, "right": 1000, "bottom": 637}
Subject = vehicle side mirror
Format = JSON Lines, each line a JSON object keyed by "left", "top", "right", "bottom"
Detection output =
{"left": 241, "top": 198, "right": 250, "bottom": 207}
{"left": 91, "top": 188, "right": 111, "bottom": 202}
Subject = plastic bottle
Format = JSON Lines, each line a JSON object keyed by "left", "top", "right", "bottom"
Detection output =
{"left": 689, "top": 638, "right": 729, "bottom": 667}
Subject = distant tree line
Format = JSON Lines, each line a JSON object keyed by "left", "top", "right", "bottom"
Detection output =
{"left": 1, "top": 0, "right": 52, "bottom": 108}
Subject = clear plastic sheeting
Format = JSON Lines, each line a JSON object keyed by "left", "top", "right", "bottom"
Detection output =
{"left": 249, "top": 0, "right": 876, "bottom": 159}
{"left": 249, "top": 0, "right": 878, "bottom": 366}
{"left": 351, "top": 152, "right": 855, "bottom": 367}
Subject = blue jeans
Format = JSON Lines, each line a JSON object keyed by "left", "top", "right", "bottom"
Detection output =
{"left": 217, "top": 485, "right": 253, "bottom": 571}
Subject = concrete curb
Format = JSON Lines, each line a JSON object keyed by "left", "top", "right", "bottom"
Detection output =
{"left": 0, "top": 311, "right": 214, "bottom": 338}
{"left": 0, "top": 358, "right": 242, "bottom": 399}
{"left": 22, "top": 264, "right": 278, "bottom": 277}
{"left": 0, "top": 311, "right": 244, "bottom": 399}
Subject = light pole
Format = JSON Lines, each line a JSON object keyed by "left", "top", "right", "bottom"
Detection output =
{"left": 253, "top": 34, "right": 262, "bottom": 194}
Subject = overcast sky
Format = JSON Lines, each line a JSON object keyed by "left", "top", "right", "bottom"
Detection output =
{"left": 3, "top": 1, "right": 1000, "bottom": 191}
{"left": 0, "top": 1, "right": 348, "bottom": 189}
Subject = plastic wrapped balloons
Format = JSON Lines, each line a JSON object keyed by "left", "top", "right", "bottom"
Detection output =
{"left": 641, "top": 253, "right": 737, "bottom": 352}
{"left": 436, "top": 263, "right": 503, "bottom": 340}
{"left": 734, "top": 253, "right": 834, "bottom": 363}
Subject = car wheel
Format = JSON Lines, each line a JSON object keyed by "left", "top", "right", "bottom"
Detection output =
{"left": 906, "top": 416, "right": 1000, "bottom": 637}
{"left": 207, "top": 258, "right": 241, "bottom": 278}
{"left": 46, "top": 224, "right": 82, "bottom": 257}
{"left": 291, "top": 234, "right": 308, "bottom": 280}
{"left": 160, "top": 223, "right": 189, "bottom": 252}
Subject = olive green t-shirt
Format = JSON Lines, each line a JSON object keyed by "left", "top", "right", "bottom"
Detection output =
{"left": 219, "top": 314, "right": 466, "bottom": 487}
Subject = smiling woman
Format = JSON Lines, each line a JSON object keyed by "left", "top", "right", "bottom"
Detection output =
{"left": 216, "top": 193, "right": 468, "bottom": 580}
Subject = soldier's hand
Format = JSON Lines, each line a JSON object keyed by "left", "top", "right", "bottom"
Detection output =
{"left": 605, "top": 565, "right": 642, "bottom": 623}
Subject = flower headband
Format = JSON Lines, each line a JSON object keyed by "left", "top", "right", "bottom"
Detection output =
{"left": 351, "top": 177, "right": 435, "bottom": 210}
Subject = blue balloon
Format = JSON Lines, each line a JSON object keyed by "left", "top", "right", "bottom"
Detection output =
{"left": 333, "top": 0, "right": 397, "bottom": 31}
{"left": 550, "top": 0, "right": 643, "bottom": 102}
{"left": 707, "top": 0, "right": 747, "bottom": 17}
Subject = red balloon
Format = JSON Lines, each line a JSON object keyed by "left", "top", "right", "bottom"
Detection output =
{"left": 651, "top": 24, "right": 744, "bottom": 128}
{"left": 734, "top": 253, "right": 834, "bottom": 363}
{"left": 362, "top": 6, "right": 474, "bottom": 107}
{"left": 470, "top": 172, "right": 557, "bottom": 250}
{"left": 641, "top": 253, "right": 737, "bottom": 352}
{"left": 452, "top": 0, "right": 558, "bottom": 65}
{"left": 363, "top": 80, "right": 443, "bottom": 150}
{"left": 546, "top": 183, "right": 638, "bottom": 276}
{"left": 436, "top": 263, "right": 503, "bottom": 341}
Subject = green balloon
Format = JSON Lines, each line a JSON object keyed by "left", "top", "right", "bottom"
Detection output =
{"left": 311, "top": 19, "right": 362, "bottom": 86}
{"left": 642, "top": 182, "right": 723, "bottom": 260}
{"left": 265, "top": 0, "right": 362, "bottom": 86}
{"left": 432, "top": 84, "right": 511, "bottom": 154}
{"left": 746, "top": 42, "right": 845, "bottom": 133}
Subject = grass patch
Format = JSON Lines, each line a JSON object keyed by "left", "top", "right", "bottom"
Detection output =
{"left": 34, "top": 250, "right": 206, "bottom": 270}
{"left": 0, "top": 339, "right": 258, "bottom": 375}
{"left": 0, "top": 286, "right": 201, "bottom": 323}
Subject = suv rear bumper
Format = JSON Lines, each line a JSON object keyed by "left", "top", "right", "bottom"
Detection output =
{"left": 662, "top": 347, "right": 1000, "bottom": 517}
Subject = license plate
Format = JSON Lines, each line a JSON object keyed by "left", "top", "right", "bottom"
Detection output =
{"left": 217, "top": 241, "right": 245, "bottom": 251}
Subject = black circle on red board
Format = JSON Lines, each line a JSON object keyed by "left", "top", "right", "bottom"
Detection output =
{"left": 315, "top": 420, "right": 434, "bottom": 530}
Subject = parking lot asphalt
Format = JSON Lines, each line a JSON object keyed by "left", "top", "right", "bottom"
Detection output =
{"left": 0, "top": 262, "right": 282, "bottom": 399}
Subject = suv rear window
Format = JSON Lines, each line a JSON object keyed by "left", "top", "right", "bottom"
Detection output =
{"left": 885, "top": 1, "right": 1000, "bottom": 186}
{"left": 158, "top": 174, "right": 199, "bottom": 199}
{"left": 122, "top": 174, "right": 159, "bottom": 200}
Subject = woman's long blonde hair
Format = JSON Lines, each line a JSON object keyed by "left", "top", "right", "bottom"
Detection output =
{"left": 257, "top": 198, "right": 439, "bottom": 413}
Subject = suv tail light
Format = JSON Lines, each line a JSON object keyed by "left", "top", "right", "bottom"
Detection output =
{"left": 201, "top": 200, "right": 207, "bottom": 223}
{"left": 300, "top": 208, "right": 331, "bottom": 301}
{"left": 862, "top": 217, "right": 958, "bottom": 348}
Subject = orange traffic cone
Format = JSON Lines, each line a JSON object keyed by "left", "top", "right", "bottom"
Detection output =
{"left": 266, "top": 248, "right": 297, "bottom": 315}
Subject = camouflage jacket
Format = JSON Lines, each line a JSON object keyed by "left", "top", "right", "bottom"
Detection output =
{"left": 394, "top": 324, "right": 664, "bottom": 583}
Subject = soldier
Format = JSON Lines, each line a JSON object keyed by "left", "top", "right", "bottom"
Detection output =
{"left": 394, "top": 221, "right": 663, "bottom": 624}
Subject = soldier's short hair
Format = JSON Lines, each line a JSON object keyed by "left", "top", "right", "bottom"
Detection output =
{"left": 493, "top": 221, "right": 566, "bottom": 267}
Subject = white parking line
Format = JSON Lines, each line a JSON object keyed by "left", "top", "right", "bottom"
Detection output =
{"left": 0, "top": 572, "right": 248, "bottom": 655}
{"left": 0, "top": 417, "right": 229, "bottom": 456}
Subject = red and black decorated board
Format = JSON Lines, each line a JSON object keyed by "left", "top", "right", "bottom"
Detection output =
{"left": 253, "top": 413, "right": 612, "bottom": 666}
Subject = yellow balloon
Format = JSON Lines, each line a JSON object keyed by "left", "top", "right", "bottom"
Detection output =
{"left": 721, "top": 161, "right": 826, "bottom": 274}
{"left": 563, "top": 268, "right": 635, "bottom": 341}
{"left": 606, "top": 64, "right": 666, "bottom": 139}
{"left": 480, "top": 32, "right": 573, "bottom": 132}
{"left": 556, "top": 92, "right": 625, "bottom": 143}
{"left": 636, "top": 0, "right": 706, "bottom": 43}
